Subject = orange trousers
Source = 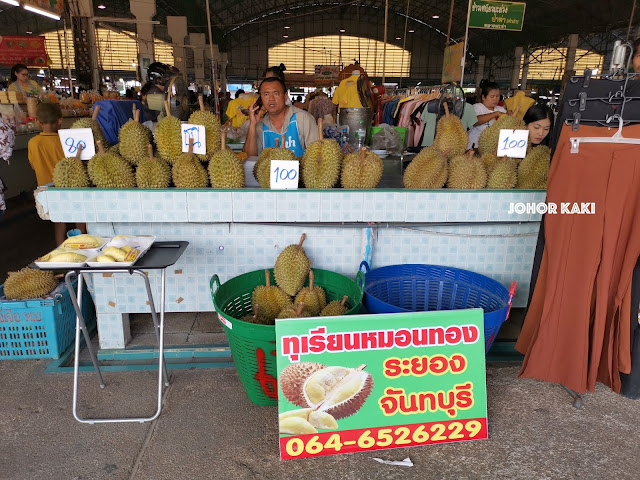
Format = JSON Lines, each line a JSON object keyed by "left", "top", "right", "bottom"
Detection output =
{"left": 516, "top": 124, "right": 639, "bottom": 393}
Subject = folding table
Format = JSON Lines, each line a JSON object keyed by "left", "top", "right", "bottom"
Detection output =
{"left": 39, "top": 241, "right": 188, "bottom": 424}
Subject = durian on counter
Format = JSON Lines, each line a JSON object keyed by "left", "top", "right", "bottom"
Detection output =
{"left": 154, "top": 101, "right": 183, "bottom": 164}
{"left": 3, "top": 268, "right": 58, "bottom": 300}
{"left": 71, "top": 105, "right": 110, "bottom": 149}
{"left": 52, "top": 143, "right": 90, "bottom": 188}
{"left": 477, "top": 111, "right": 524, "bottom": 156}
{"left": 517, "top": 145, "right": 551, "bottom": 189}
{"left": 487, "top": 156, "right": 518, "bottom": 189}
{"left": 172, "top": 137, "right": 209, "bottom": 188}
{"left": 403, "top": 147, "right": 448, "bottom": 189}
{"left": 87, "top": 141, "right": 136, "bottom": 189}
{"left": 208, "top": 131, "right": 245, "bottom": 189}
{"left": 301, "top": 118, "right": 342, "bottom": 189}
{"left": 254, "top": 137, "right": 297, "bottom": 188}
{"left": 188, "top": 94, "right": 221, "bottom": 161}
{"left": 433, "top": 102, "right": 468, "bottom": 159}
{"left": 119, "top": 105, "right": 153, "bottom": 166}
{"left": 136, "top": 144, "right": 172, "bottom": 189}
{"left": 341, "top": 147, "right": 383, "bottom": 189}
{"left": 447, "top": 150, "right": 487, "bottom": 189}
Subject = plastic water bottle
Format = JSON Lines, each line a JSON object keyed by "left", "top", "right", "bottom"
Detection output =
{"left": 355, "top": 128, "right": 366, "bottom": 148}
{"left": 340, "top": 127, "right": 349, "bottom": 148}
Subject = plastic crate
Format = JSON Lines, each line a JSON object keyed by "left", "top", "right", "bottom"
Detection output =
{"left": 360, "top": 262, "right": 516, "bottom": 354}
{"left": 0, "top": 279, "right": 96, "bottom": 360}
{"left": 210, "top": 268, "right": 365, "bottom": 406}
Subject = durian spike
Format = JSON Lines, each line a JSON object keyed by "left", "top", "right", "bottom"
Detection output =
{"left": 92, "top": 105, "right": 100, "bottom": 121}
{"left": 188, "top": 137, "right": 194, "bottom": 155}
{"left": 198, "top": 94, "right": 205, "bottom": 112}
{"left": 298, "top": 233, "right": 306, "bottom": 247}
{"left": 264, "top": 269, "right": 271, "bottom": 288}
{"left": 147, "top": 144, "right": 154, "bottom": 161}
{"left": 96, "top": 140, "right": 106, "bottom": 155}
{"left": 75, "top": 143, "right": 83, "bottom": 160}
{"left": 443, "top": 102, "right": 450, "bottom": 117}
{"left": 317, "top": 117, "right": 323, "bottom": 139}
{"left": 295, "top": 302, "right": 306, "bottom": 316}
{"left": 340, "top": 295, "right": 348, "bottom": 306}
{"left": 164, "top": 100, "right": 172, "bottom": 118}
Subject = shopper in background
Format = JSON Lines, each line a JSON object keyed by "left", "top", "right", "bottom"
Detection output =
{"left": 523, "top": 104, "right": 554, "bottom": 146}
{"left": 8, "top": 64, "right": 42, "bottom": 95}
{"left": 467, "top": 80, "right": 506, "bottom": 150}
{"left": 633, "top": 38, "right": 640, "bottom": 73}
{"left": 0, "top": 114, "right": 16, "bottom": 221}
{"left": 263, "top": 63, "right": 286, "bottom": 81}
{"left": 28, "top": 103, "right": 85, "bottom": 244}
{"left": 244, "top": 76, "right": 318, "bottom": 157}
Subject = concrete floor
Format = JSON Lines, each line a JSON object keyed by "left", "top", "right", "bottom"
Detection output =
{"left": 2, "top": 199, "right": 640, "bottom": 480}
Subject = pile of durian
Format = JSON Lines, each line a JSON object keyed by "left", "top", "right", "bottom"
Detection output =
{"left": 403, "top": 104, "right": 551, "bottom": 190}
{"left": 241, "top": 233, "right": 351, "bottom": 325}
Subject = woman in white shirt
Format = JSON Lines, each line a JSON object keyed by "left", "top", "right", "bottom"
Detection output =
{"left": 467, "top": 80, "right": 506, "bottom": 150}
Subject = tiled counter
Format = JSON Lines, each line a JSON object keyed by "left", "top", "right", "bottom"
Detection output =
{"left": 35, "top": 187, "right": 546, "bottom": 349}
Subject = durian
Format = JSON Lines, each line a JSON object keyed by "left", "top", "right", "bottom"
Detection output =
{"left": 487, "top": 156, "right": 518, "bottom": 189}
{"left": 294, "top": 270, "right": 326, "bottom": 316}
{"left": 477, "top": 113, "right": 522, "bottom": 156}
{"left": 301, "top": 118, "right": 342, "bottom": 188}
{"left": 71, "top": 105, "right": 110, "bottom": 149}
{"left": 119, "top": 105, "right": 153, "bottom": 166}
{"left": 517, "top": 145, "right": 551, "bottom": 189}
{"left": 155, "top": 100, "right": 183, "bottom": 164}
{"left": 188, "top": 95, "right": 221, "bottom": 161}
{"left": 274, "top": 233, "right": 311, "bottom": 296}
{"left": 208, "top": 131, "right": 245, "bottom": 189}
{"left": 61, "top": 234, "right": 103, "bottom": 249}
{"left": 481, "top": 153, "right": 499, "bottom": 174}
{"left": 341, "top": 147, "right": 384, "bottom": 189}
{"left": 447, "top": 150, "right": 487, "bottom": 189}
{"left": 277, "top": 302, "right": 311, "bottom": 319}
{"left": 172, "top": 137, "right": 209, "bottom": 188}
{"left": 433, "top": 102, "right": 468, "bottom": 159}
{"left": 250, "top": 270, "right": 292, "bottom": 324}
{"left": 87, "top": 141, "right": 136, "bottom": 189}
{"left": 403, "top": 147, "right": 448, "bottom": 189}
{"left": 280, "top": 364, "right": 374, "bottom": 420}
{"left": 109, "top": 144, "right": 120, "bottom": 155}
{"left": 53, "top": 144, "right": 90, "bottom": 188}
{"left": 47, "top": 252, "right": 87, "bottom": 263}
{"left": 279, "top": 416, "right": 318, "bottom": 435}
{"left": 3, "top": 268, "right": 58, "bottom": 300}
{"left": 254, "top": 137, "right": 297, "bottom": 188}
{"left": 96, "top": 254, "right": 116, "bottom": 263}
{"left": 279, "top": 408, "right": 337, "bottom": 432}
{"left": 103, "top": 246, "right": 128, "bottom": 262}
{"left": 136, "top": 144, "right": 171, "bottom": 189}
{"left": 320, "top": 295, "right": 350, "bottom": 316}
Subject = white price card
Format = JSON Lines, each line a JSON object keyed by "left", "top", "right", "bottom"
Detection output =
{"left": 58, "top": 128, "right": 95, "bottom": 160}
{"left": 496, "top": 129, "right": 529, "bottom": 159}
{"left": 181, "top": 124, "right": 207, "bottom": 155}
{"left": 270, "top": 160, "right": 300, "bottom": 189}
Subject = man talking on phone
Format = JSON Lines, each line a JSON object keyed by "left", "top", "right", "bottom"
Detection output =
{"left": 243, "top": 77, "right": 318, "bottom": 157}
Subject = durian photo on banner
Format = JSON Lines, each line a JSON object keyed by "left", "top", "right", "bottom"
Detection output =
{"left": 276, "top": 309, "right": 488, "bottom": 460}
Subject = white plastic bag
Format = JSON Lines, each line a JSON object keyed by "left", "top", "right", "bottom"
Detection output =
{"left": 372, "top": 123, "right": 402, "bottom": 154}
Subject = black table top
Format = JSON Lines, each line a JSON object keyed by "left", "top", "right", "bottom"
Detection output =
{"left": 35, "top": 241, "right": 189, "bottom": 272}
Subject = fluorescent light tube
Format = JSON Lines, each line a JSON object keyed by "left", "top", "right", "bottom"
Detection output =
{"left": 23, "top": 5, "right": 61, "bottom": 21}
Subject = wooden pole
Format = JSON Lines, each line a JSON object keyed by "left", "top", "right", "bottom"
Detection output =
{"left": 382, "top": 0, "right": 389, "bottom": 84}
{"left": 446, "top": 0, "right": 455, "bottom": 45}
{"left": 205, "top": 0, "right": 219, "bottom": 113}
{"left": 627, "top": 0, "right": 637, "bottom": 40}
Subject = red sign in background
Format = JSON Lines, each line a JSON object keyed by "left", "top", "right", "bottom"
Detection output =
{"left": 0, "top": 36, "right": 48, "bottom": 67}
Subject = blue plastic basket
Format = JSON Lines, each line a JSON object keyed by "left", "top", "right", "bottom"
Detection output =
{"left": 0, "top": 279, "right": 96, "bottom": 360}
{"left": 360, "top": 262, "right": 516, "bottom": 353}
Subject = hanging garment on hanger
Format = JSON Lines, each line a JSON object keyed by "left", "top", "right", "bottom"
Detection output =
{"left": 516, "top": 123, "right": 640, "bottom": 393}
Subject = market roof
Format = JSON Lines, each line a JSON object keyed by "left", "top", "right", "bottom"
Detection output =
{"left": 0, "top": 0, "right": 633, "bottom": 56}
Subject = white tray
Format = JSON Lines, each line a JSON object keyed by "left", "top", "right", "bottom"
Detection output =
{"left": 34, "top": 236, "right": 108, "bottom": 269}
{"left": 85, "top": 235, "right": 156, "bottom": 268}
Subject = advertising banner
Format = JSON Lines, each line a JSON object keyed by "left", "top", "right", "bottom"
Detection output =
{"left": 0, "top": 36, "right": 48, "bottom": 67}
{"left": 469, "top": 0, "right": 526, "bottom": 31}
{"left": 276, "top": 309, "right": 488, "bottom": 460}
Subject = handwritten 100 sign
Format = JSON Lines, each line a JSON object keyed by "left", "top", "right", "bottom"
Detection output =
{"left": 58, "top": 128, "right": 95, "bottom": 160}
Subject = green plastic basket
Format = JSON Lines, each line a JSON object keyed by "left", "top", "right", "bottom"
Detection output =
{"left": 210, "top": 268, "right": 365, "bottom": 406}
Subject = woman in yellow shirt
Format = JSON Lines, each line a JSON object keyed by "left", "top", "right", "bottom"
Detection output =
{"left": 8, "top": 64, "right": 42, "bottom": 95}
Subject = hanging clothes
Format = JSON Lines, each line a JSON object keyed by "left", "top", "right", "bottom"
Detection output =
{"left": 504, "top": 91, "right": 535, "bottom": 119}
{"left": 516, "top": 123, "right": 640, "bottom": 394}
{"left": 226, "top": 93, "right": 258, "bottom": 128}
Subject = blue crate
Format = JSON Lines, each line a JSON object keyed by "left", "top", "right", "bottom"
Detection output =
{"left": 0, "top": 278, "right": 96, "bottom": 360}
{"left": 360, "top": 262, "right": 516, "bottom": 354}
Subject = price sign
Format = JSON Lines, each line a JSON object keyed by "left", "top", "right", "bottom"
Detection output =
{"left": 181, "top": 124, "right": 207, "bottom": 155}
{"left": 496, "top": 128, "right": 529, "bottom": 158}
{"left": 270, "top": 160, "right": 300, "bottom": 189}
{"left": 58, "top": 128, "right": 95, "bottom": 160}
{"left": 276, "top": 309, "right": 488, "bottom": 460}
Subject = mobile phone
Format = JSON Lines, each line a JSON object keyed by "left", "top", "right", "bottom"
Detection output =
{"left": 255, "top": 97, "right": 263, "bottom": 109}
